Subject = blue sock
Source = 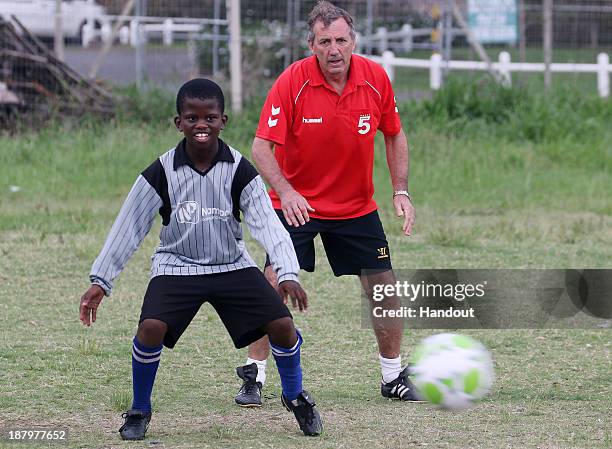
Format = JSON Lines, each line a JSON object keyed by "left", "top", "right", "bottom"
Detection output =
{"left": 131, "top": 337, "right": 162, "bottom": 413}
{"left": 270, "top": 331, "right": 303, "bottom": 401}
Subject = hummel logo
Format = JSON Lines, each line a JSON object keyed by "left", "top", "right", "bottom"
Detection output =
{"left": 302, "top": 117, "right": 323, "bottom": 124}
{"left": 268, "top": 104, "right": 280, "bottom": 127}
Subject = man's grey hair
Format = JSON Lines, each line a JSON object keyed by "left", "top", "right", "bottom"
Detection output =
{"left": 307, "top": 1, "right": 356, "bottom": 44}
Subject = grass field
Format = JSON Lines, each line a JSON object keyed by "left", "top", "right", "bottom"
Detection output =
{"left": 0, "top": 83, "right": 610, "bottom": 448}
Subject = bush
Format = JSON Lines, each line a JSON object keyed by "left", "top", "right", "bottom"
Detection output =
{"left": 113, "top": 84, "right": 176, "bottom": 126}
{"left": 407, "top": 76, "right": 612, "bottom": 146}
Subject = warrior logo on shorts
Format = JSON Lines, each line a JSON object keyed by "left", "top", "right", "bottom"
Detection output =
{"left": 176, "top": 201, "right": 200, "bottom": 224}
{"left": 377, "top": 247, "right": 389, "bottom": 259}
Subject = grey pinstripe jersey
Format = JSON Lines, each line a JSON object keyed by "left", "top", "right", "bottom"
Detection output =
{"left": 90, "top": 139, "right": 299, "bottom": 296}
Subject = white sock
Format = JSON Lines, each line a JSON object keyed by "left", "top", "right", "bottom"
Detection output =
{"left": 379, "top": 355, "right": 402, "bottom": 384}
{"left": 246, "top": 357, "right": 267, "bottom": 385}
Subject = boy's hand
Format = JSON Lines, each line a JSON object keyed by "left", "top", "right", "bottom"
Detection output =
{"left": 79, "top": 284, "right": 105, "bottom": 326}
{"left": 278, "top": 280, "right": 308, "bottom": 312}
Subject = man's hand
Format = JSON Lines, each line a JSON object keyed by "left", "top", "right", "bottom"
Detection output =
{"left": 79, "top": 284, "right": 105, "bottom": 326}
{"left": 278, "top": 280, "right": 308, "bottom": 312}
{"left": 279, "top": 189, "right": 315, "bottom": 227}
{"left": 393, "top": 195, "right": 415, "bottom": 236}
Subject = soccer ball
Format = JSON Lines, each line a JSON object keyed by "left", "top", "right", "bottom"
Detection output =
{"left": 409, "top": 333, "right": 494, "bottom": 410}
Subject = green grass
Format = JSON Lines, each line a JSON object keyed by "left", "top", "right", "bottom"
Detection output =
{"left": 0, "top": 86, "right": 610, "bottom": 448}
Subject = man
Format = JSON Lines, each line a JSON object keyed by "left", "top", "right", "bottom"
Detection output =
{"left": 234, "top": 0, "right": 418, "bottom": 407}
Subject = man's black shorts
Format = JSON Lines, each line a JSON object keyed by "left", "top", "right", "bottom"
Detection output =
{"left": 266, "top": 210, "right": 392, "bottom": 276}
{"left": 139, "top": 268, "right": 291, "bottom": 349}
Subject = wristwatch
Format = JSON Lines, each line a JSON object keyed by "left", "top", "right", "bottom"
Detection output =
{"left": 393, "top": 190, "right": 412, "bottom": 202}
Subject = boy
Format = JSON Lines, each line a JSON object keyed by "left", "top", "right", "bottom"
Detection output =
{"left": 78, "top": 78, "right": 323, "bottom": 439}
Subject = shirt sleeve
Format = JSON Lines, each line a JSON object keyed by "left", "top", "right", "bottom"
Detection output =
{"left": 377, "top": 67, "right": 402, "bottom": 136}
{"left": 239, "top": 176, "right": 300, "bottom": 283}
{"left": 254, "top": 69, "right": 294, "bottom": 146}
{"left": 89, "top": 175, "right": 161, "bottom": 295}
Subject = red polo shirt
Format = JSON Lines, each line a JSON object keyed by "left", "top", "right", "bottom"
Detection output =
{"left": 255, "top": 54, "right": 402, "bottom": 219}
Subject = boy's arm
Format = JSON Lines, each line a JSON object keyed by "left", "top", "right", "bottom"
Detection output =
{"left": 89, "top": 175, "right": 162, "bottom": 296}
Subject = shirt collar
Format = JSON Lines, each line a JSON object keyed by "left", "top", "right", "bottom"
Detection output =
{"left": 307, "top": 54, "right": 366, "bottom": 92}
{"left": 173, "top": 137, "right": 234, "bottom": 170}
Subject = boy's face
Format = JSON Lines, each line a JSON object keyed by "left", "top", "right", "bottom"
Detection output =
{"left": 174, "top": 97, "right": 227, "bottom": 151}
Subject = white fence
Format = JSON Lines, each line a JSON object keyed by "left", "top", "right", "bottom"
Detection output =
{"left": 368, "top": 51, "right": 611, "bottom": 98}
{"left": 357, "top": 25, "right": 440, "bottom": 54}
{"left": 82, "top": 15, "right": 227, "bottom": 48}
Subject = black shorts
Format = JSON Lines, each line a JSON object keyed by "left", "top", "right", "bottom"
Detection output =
{"left": 139, "top": 268, "right": 292, "bottom": 349}
{"left": 266, "top": 210, "right": 392, "bottom": 276}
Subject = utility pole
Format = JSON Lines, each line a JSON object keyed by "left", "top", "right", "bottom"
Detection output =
{"left": 543, "top": 0, "right": 553, "bottom": 91}
{"left": 366, "top": 0, "right": 373, "bottom": 55}
{"left": 285, "top": 0, "right": 295, "bottom": 68}
{"left": 212, "top": 0, "right": 221, "bottom": 75}
{"left": 134, "top": 0, "right": 147, "bottom": 89}
{"left": 293, "top": 0, "right": 301, "bottom": 60}
{"left": 227, "top": 0, "right": 242, "bottom": 113}
{"left": 519, "top": 0, "right": 526, "bottom": 63}
{"left": 442, "top": 0, "right": 453, "bottom": 79}
{"left": 54, "top": 0, "right": 64, "bottom": 61}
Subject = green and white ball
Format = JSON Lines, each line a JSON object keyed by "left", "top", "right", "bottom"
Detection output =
{"left": 410, "top": 333, "right": 494, "bottom": 410}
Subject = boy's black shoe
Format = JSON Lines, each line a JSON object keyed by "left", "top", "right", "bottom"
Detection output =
{"left": 281, "top": 391, "right": 323, "bottom": 436}
{"left": 235, "top": 363, "right": 263, "bottom": 407}
{"left": 119, "top": 409, "right": 151, "bottom": 440}
{"left": 381, "top": 366, "right": 424, "bottom": 401}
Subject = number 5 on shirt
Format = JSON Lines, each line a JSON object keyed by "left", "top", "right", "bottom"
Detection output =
{"left": 357, "top": 114, "right": 371, "bottom": 135}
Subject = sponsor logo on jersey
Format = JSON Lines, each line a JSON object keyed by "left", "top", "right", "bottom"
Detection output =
{"left": 176, "top": 201, "right": 200, "bottom": 224}
{"left": 201, "top": 207, "right": 231, "bottom": 222}
{"left": 176, "top": 201, "right": 230, "bottom": 224}
{"left": 302, "top": 116, "right": 323, "bottom": 124}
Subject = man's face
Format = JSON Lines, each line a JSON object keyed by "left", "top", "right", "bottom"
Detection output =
{"left": 309, "top": 18, "right": 355, "bottom": 79}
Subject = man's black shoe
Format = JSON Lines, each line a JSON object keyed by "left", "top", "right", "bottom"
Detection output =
{"left": 119, "top": 409, "right": 151, "bottom": 440}
{"left": 381, "top": 366, "right": 424, "bottom": 401}
{"left": 235, "top": 363, "right": 263, "bottom": 407}
{"left": 281, "top": 390, "right": 323, "bottom": 436}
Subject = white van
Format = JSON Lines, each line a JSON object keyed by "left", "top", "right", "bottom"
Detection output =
{"left": 0, "top": 0, "right": 109, "bottom": 40}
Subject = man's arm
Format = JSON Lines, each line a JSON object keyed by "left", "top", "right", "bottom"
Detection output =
{"left": 239, "top": 174, "right": 300, "bottom": 283}
{"left": 384, "top": 128, "right": 415, "bottom": 236}
{"left": 239, "top": 174, "right": 308, "bottom": 311}
{"left": 251, "top": 136, "right": 314, "bottom": 227}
